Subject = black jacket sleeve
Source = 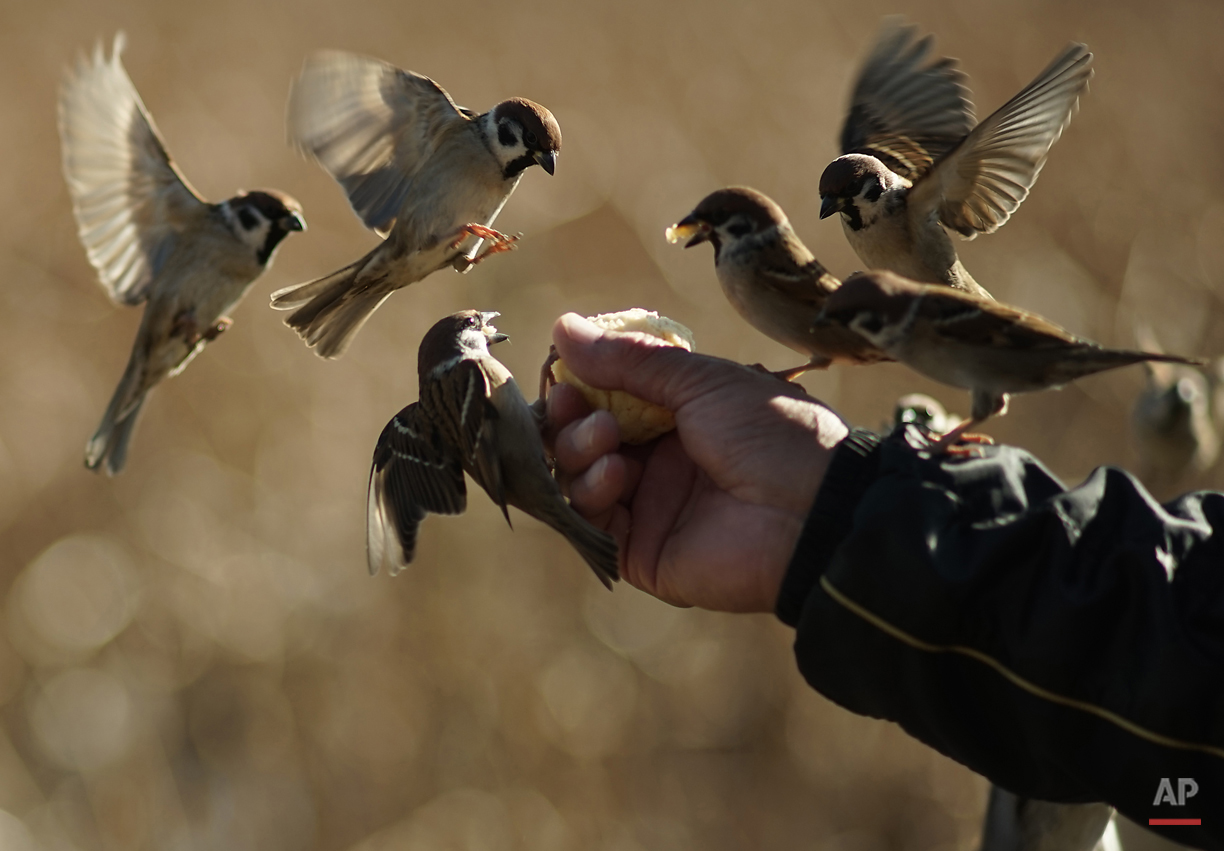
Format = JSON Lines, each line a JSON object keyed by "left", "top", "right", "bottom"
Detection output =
{"left": 777, "top": 427, "right": 1224, "bottom": 850}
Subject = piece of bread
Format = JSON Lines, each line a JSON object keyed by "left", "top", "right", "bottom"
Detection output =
{"left": 550, "top": 309, "right": 695, "bottom": 444}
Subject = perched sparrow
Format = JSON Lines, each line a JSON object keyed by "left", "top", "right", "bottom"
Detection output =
{"left": 818, "top": 19, "right": 1092, "bottom": 298}
{"left": 815, "top": 272, "right": 1205, "bottom": 448}
{"left": 271, "top": 52, "right": 561, "bottom": 358}
{"left": 667, "top": 187, "right": 890, "bottom": 379}
{"left": 892, "top": 393, "right": 958, "bottom": 435}
{"left": 60, "top": 35, "right": 305, "bottom": 475}
{"left": 1130, "top": 326, "right": 1219, "bottom": 482}
{"left": 367, "top": 310, "right": 618, "bottom": 587}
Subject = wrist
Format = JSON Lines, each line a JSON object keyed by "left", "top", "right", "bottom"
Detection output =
{"left": 774, "top": 428, "right": 883, "bottom": 625}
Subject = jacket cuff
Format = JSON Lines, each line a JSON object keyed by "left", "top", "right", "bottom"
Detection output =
{"left": 775, "top": 427, "right": 883, "bottom": 627}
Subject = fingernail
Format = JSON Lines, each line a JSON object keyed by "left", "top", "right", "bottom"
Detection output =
{"left": 560, "top": 313, "right": 601, "bottom": 345}
{"left": 587, "top": 454, "right": 610, "bottom": 488}
{"left": 574, "top": 412, "right": 599, "bottom": 453}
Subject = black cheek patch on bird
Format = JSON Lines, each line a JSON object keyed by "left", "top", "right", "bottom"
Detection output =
{"left": 863, "top": 182, "right": 883, "bottom": 203}
{"left": 503, "top": 154, "right": 539, "bottom": 179}
{"left": 258, "top": 226, "right": 291, "bottom": 266}
{"left": 498, "top": 123, "right": 517, "bottom": 148}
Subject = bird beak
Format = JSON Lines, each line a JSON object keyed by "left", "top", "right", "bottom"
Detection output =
{"left": 282, "top": 212, "right": 306, "bottom": 232}
{"left": 533, "top": 150, "right": 557, "bottom": 176}
{"left": 479, "top": 311, "right": 509, "bottom": 344}
{"left": 819, "top": 195, "right": 842, "bottom": 220}
{"left": 665, "top": 215, "right": 709, "bottom": 248}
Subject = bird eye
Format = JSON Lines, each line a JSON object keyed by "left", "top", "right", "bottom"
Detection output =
{"left": 727, "top": 221, "right": 753, "bottom": 238}
{"left": 238, "top": 209, "right": 258, "bottom": 230}
{"left": 857, "top": 314, "right": 884, "bottom": 334}
{"left": 524, "top": 130, "right": 538, "bottom": 148}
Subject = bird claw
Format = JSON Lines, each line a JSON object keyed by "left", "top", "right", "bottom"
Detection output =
{"left": 451, "top": 226, "right": 521, "bottom": 273}
{"left": 539, "top": 345, "right": 560, "bottom": 403}
{"left": 203, "top": 317, "right": 232, "bottom": 342}
{"left": 928, "top": 420, "right": 994, "bottom": 456}
{"left": 449, "top": 223, "right": 519, "bottom": 251}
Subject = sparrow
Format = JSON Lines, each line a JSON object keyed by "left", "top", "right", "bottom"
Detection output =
{"left": 1130, "top": 326, "right": 1219, "bottom": 483}
{"left": 891, "top": 393, "right": 958, "bottom": 435}
{"left": 814, "top": 272, "right": 1206, "bottom": 448}
{"left": 818, "top": 19, "right": 1093, "bottom": 298}
{"left": 666, "top": 187, "right": 890, "bottom": 379}
{"left": 366, "top": 310, "right": 619, "bottom": 587}
{"left": 60, "top": 35, "right": 305, "bottom": 475}
{"left": 271, "top": 52, "right": 562, "bottom": 359}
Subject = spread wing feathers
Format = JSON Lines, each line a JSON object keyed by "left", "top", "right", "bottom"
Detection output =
{"left": 288, "top": 50, "right": 469, "bottom": 237}
{"left": 366, "top": 403, "right": 467, "bottom": 575}
{"left": 909, "top": 43, "right": 1093, "bottom": 238}
{"left": 58, "top": 33, "right": 206, "bottom": 306}
{"left": 840, "top": 17, "right": 974, "bottom": 181}
{"left": 420, "top": 360, "right": 508, "bottom": 522}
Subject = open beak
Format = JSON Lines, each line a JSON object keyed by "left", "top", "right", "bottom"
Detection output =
{"left": 282, "top": 212, "right": 306, "bottom": 232}
{"left": 479, "top": 311, "right": 510, "bottom": 344}
{"left": 819, "top": 195, "right": 843, "bottom": 220}
{"left": 664, "top": 215, "right": 710, "bottom": 248}
{"left": 533, "top": 150, "right": 557, "bottom": 176}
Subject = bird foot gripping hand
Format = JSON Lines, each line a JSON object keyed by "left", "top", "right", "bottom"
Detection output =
{"left": 542, "top": 309, "right": 695, "bottom": 445}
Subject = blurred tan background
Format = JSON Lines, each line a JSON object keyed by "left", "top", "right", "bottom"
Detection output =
{"left": 0, "top": 0, "right": 1220, "bottom": 848}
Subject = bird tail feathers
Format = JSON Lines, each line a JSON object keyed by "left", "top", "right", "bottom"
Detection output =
{"left": 269, "top": 251, "right": 390, "bottom": 359}
{"left": 542, "top": 504, "right": 620, "bottom": 589}
{"left": 85, "top": 354, "right": 148, "bottom": 476}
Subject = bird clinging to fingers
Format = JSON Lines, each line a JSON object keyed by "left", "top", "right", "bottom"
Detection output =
{"left": 815, "top": 272, "right": 1206, "bottom": 451}
{"left": 60, "top": 35, "right": 305, "bottom": 475}
{"left": 818, "top": 19, "right": 1093, "bottom": 298}
{"left": 667, "top": 187, "right": 890, "bottom": 380}
{"left": 272, "top": 51, "right": 561, "bottom": 358}
{"left": 367, "top": 310, "right": 618, "bottom": 587}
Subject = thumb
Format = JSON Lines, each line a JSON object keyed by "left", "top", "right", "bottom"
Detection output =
{"left": 551, "top": 313, "right": 746, "bottom": 412}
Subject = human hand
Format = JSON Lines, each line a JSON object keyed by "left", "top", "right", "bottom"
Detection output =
{"left": 546, "top": 313, "right": 849, "bottom": 613}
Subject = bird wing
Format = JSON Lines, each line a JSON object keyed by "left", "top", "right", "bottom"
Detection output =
{"left": 908, "top": 44, "right": 1092, "bottom": 238}
{"left": 420, "top": 359, "right": 508, "bottom": 521}
{"left": 366, "top": 402, "right": 467, "bottom": 575}
{"left": 58, "top": 34, "right": 207, "bottom": 306}
{"left": 288, "top": 50, "right": 469, "bottom": 238}
{"left": 917, "top": 287, "right": 1081, "bottom": 350}
{"left": 751, "top": 233, "right": 841, "bottom": 309}
{"left": 839, "top": 17, "right": 975, "bottom": 181}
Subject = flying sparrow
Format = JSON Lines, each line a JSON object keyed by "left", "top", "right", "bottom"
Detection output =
{"left": 60, "top": 35, "right": 305, "bottom": 475}
{"left": 667, "top": 187, "right": 890, "bottom": 379}
{"left": 1130, "top": 326, "right": 1219, "bottom": 483}
{"left": 814, "top": 272, "right": 1205, "bottom": 449}
{"left": 367, "top": 310, "right": 619, "bottom": 587}
{"left": 818, "top": 19, "right": 1092, "bottom": 298}
{"left": 271, "top": 52, "right": 561, "bottom": 358}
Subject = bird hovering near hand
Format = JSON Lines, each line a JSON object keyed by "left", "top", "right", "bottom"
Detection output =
{"left": 60, "top": 35, "right": 305, "bottom": 475}
{"left": 367, "top": 310, "right": 618, "bottom": 587}
{"left": 818, "top": 19, "right": 1092, "bottom": 298}
{"left": 272, "top": 52, "right": 561, "bottom": 358}
{"left": 815, "top": 272, "right": 1205, "bottom": 450}
{"left": 667, "top": 187, "right": 890, "bottom": 380}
